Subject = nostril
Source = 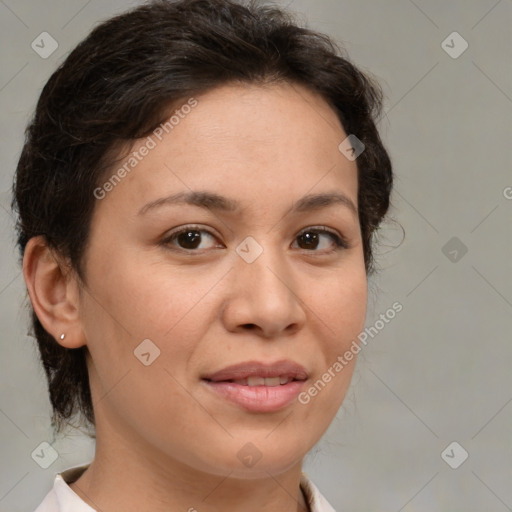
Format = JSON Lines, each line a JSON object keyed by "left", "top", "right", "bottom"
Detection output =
{"left": 243, "top": 323, "right": 257, "bottom": 330}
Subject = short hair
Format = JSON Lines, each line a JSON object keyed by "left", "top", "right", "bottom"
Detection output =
{"left": 12, "top": 0, "right": 393, "bottom": 436}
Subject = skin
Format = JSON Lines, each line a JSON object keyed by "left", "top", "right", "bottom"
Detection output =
{"left": 24, "top": 82, "right": 368, "bottom": 512}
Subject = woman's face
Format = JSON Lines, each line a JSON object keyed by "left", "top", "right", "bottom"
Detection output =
{"left": 78, "top": 82, "right": 367, "bottom": 477}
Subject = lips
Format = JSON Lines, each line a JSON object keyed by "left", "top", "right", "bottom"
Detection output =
{"left": 232, "top": 376, "right": 294, "bottom": 386}
{"left": 202, "top": 360, "right": 309, "bottom": 412}
{"left": 202, "top": 360, "right": 309, "bottom": 383}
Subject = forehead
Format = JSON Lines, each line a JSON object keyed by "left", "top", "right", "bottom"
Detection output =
{"left": 97, "top": 82, "right": 358, "bottom": 214}
{"left": 169, "top": 82, "right": 347, "bottom": 167}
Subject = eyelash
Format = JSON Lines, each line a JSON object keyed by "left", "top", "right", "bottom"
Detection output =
{"left": 161, "top": 225, "right": 350, "bottom": 254}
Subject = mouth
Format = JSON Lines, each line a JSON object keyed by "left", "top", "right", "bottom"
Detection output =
{"left": 208, "top": 375, "right": 301, "bottom": 386}
{"left": 203, "top": 359, "right": 309, "bottom": 382}
{"left": 202, "top": 360, "right": 308, "bottom": 412}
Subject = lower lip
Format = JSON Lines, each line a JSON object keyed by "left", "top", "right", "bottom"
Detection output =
{"left": 203, "top": 380, "right": 306, "bottom": 413}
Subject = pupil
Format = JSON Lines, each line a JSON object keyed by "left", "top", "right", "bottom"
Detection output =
{"left": 178, "top": 230, "right": 201, "bottom": 249}
{"left": 300, "top": 232, "right": 318, "bottom": 249}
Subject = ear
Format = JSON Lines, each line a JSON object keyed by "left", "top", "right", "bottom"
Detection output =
{"left": 23, "top": 236, "right": 86, "bottom": 349}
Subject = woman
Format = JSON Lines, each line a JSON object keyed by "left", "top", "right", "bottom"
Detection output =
{"left": 13, "top": 0, "right": 393, "bottom": 510}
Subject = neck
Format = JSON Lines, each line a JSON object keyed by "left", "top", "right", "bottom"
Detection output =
{"left": 69, "top": 420, "right": 309, "bottom": 512}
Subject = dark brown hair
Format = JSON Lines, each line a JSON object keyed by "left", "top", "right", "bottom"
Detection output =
{"left": 12, "top": 0, "right": 393, "bottom": 436}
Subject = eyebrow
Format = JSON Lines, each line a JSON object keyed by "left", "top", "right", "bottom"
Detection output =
{"left": 138, "top": 190, "right": 358, "bottom": 217}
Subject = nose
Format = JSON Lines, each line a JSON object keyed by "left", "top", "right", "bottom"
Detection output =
{"left": 221, "top": 246, "right": 307, "bottom": 338}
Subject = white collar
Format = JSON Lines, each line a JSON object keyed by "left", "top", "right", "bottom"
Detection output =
{"left": 34, "top": 463, "right": 336, "bottom": 512}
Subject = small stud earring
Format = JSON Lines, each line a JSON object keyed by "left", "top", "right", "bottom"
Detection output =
{"left": 60, "top": 334, "right": 65, "bottom": 340}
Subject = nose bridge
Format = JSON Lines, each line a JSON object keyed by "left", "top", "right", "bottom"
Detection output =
{"left": 227, "top": 237, "right": 305, "bottom": 335}
{"left": 245, "top": 251, "right": 290, "bottom": 303}
{"left": 238, "top": 233, "right": 290, "bottom": 291}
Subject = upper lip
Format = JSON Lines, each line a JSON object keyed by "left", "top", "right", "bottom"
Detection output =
{"left": 203, "top": 360, "right": 309, "bottom": 382}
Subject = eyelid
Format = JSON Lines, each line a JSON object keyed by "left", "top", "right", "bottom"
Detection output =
{"left": 292, "top": 226, "right": 350, "bottom": 252}
{"left": 161, "top": 224, "right": 350, "bottom": 253}
{"left": 161, "top": 224, "right": 224, "bottom": 252}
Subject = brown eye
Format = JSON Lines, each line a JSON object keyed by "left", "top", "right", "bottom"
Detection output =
{"left": 297, "top": 231, "right": 320, "bottom": 249}
{"left": 163, "top": 226, "right": 222, "bottom": 251}
{"left": 293, "top": 227, "right": 348, "bottom": 252}
{"left": 176, "top": 230, "right": 202, "bottom": 249}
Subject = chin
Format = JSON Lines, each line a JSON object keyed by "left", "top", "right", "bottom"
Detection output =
{"left": 201, "top": 435, "right": 310, "bottom": 479}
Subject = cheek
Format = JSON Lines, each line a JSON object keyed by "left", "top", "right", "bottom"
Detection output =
{"left": 80, "top": 249, "right": 231, "bottom": 386}
{"left": 315, "top": 263, "right": 368, "bottom": 346}
{"left": 84, "top": 245, "right": 210, "bottom": 335}
{"left": 300, "top": 263, "right": 367, "bottom": 413}
{"left": 331, "top": 268, "right": 367, "bottom": 375}
{"left": 80, "top": 255, "right": 212, "bottom": 432}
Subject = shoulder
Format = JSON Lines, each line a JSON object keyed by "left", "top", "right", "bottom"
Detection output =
{"left": 33, "top": 488, "right": 59, "bottom": 512}
{"left": 32, "top": 463, "right": 94, "bottom": 512}
{"left": 300, "top": 472, "right": 337, "bottom": 512}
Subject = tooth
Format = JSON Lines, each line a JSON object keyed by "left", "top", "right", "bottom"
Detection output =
{"left": 280, "top": 376, "right": 290, "bottom": 385}
{"left": 247, "top": 376, "right": 265, "bottom": 386}
{"left": 264, "top": 377, "right": 281, "bottom": 387}
{"left": 233, "top": 379, "right": 248, "bottom": 385}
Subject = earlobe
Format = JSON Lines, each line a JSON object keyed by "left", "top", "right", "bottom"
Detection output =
{"left": 22, "top": 236, "right": 86, "bottom": 349}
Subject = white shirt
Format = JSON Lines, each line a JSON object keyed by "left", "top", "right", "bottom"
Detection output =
{"left": 33, "top": 463, "right": 336, "bottom": 512}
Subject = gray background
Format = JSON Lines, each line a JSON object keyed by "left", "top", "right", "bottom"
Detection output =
{"left": 1, "top": 0, "right": 511, "bottom": 511}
